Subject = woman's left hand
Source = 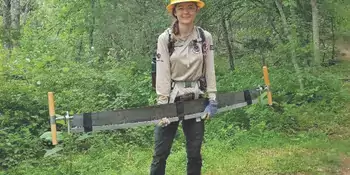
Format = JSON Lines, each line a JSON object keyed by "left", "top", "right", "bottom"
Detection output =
{"left": 202, "top": 100, "right": 218, "bottom": 119}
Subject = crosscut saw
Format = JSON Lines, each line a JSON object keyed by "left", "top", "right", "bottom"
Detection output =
{"left": 47, "top": 66, "right": 273, "bottom": 145}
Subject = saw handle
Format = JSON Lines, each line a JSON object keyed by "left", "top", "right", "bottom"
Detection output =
{"left": 263, "top": 66, "right": 273, "bottom": 106}
{"left": 48, "top": 92, "right": 58, "bottom": 145}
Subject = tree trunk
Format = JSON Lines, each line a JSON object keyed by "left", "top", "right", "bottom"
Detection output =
{"left": 221, "top": 15, "right": 234, "bottom": 70}
{"left": 11, "top": 0, "right": 21, "bottom": 47}
{"left": 289, "top": 5, "right": 304, "bottom": 90}
{"left": 274, "top": 0, "right": 288, "bottom": 36}
{"left": 275, "top": 0, "right": 304, "bottom": 90}
{"left": 311, "top": 0, "right": 320, "bottom": 66}
{"left": 268, "top": 15, "right": 284, "bottom": 43}
{"left": 89, "top": 0, "right": 96, "bottom": 51}
{"left": 76, "top": 39, "right": 83, "bottom": 61}
{"left": 22, "top": 0, "right": 31, "bottom": 25}
{"left": 331, "top": 15, "right": 335, "bottom": 61}
{"left": 11, "top": 0, "right": 20, "bottom": 30}
{"left": 2, "top": 0, "right": 12, "bottom": 49}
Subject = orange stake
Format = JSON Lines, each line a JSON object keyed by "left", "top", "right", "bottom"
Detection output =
{"left": 48, "top": 92, "right": 58, "bottom": 145}
{"left": 263, "top": 66, "right": 273, "bottom": 106}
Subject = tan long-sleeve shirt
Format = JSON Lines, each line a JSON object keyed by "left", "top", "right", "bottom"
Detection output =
{"left": 156, "top": 26, "right": 217, "bottom": 104}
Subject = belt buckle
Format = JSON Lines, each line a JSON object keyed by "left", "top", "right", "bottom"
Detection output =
{"left": 184, "top": 81, "right": 192, "bottom": 88}
{"left": 175, "top": 93, "right": 195, "bottom": 102}
{"left": 183, "top": 93, "right": 194, "bottom": 101}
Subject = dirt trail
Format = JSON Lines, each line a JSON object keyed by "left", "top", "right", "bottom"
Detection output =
{"left": 341, "top": 155, "right": 350, "bottom": 175}
{"left": 336, "top": 38, "right": 350, "bottom": 61}
{"left": 339, "top": 45, "right": 350, "bottom": 174}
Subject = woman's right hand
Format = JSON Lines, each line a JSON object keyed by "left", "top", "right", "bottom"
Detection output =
{"left": 157, "top": 95, "right": 169, "bottom": 105}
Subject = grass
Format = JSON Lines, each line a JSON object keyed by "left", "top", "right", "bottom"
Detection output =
{"left": 3, "top": 61, "right": 350, "bottom": 175}
{"left": 5, "top": 126, "right": 350, "bottom": 175}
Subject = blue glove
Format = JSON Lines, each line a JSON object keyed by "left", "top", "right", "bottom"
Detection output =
{"left": 202, "top": 100, "right": 218, "bottom": 119}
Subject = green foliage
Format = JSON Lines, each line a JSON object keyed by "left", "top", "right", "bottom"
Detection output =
{"left": 1, "top": 0, "right": 350, "bottom": 173}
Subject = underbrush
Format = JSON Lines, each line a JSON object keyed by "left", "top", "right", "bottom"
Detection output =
{"left": 1, "top": 55, "right": 350, "bottom": 173}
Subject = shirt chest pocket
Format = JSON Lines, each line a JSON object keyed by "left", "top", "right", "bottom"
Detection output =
{"left": 171, "top": 41, "right": 203, "bottom": 68}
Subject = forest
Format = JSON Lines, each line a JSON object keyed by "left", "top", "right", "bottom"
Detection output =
{"left": 1, "top": 0, "right": 350, "bottom": 174}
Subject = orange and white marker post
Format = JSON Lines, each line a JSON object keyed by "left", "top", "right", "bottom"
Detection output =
{"left": 263, "top": 66, "right": 273, "bottom": 106}
{"left": 48, "top": 92, "right": 58, "bottom": 145}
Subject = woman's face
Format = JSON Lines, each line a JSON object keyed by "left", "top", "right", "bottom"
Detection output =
{"left": 174, "top": 2, "right": 198, "bottom": 25}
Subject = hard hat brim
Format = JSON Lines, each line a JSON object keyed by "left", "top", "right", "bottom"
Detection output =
{"left": 166, "top": 0, "right": 205, "bottom": 13}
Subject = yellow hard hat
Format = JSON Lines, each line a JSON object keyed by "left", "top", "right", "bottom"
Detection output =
{"left": 166, "top": 0, "right": 205, "bottom": 12}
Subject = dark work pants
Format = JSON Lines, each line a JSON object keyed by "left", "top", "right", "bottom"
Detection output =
{"left": 150, "top": 118, "right": 205, "bottom": 175}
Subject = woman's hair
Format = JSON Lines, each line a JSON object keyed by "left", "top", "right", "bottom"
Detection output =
{"left": 171, "top": 9, "right": 180, "bottom": 36}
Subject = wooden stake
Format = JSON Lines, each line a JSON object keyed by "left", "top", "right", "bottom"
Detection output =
{"left": 263, "top": 66, "right": 273, "bottom": 106}
{"left": 48, "top": 92, "right": 58, "bottom": 145}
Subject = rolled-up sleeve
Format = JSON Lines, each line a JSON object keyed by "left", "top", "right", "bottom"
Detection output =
{"left": 204, "top": 32, "right": 217, "bottom": 101}
{"left": 156, "top": 32, "right": 171, "bottom": 104}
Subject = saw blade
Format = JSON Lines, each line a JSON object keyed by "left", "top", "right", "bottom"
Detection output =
{"left": 70, "top": 99, "right": 258, "bottom": 133}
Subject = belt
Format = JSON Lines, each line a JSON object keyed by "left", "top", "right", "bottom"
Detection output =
{"left": 169, "top": 80, "right": 203, "bottom": 104}
{"left": 171, "top": 80, "right": 199, "bottom": 90}
{"left": 174, "top": 92, "right": 206, "bottom": 121}
{"left": 175, "top": 93, "right": 204, "bottom": 102}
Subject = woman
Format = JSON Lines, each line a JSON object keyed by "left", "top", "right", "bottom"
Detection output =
{"left": 150, "top": 0, "right": 218, "bottom": 174}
